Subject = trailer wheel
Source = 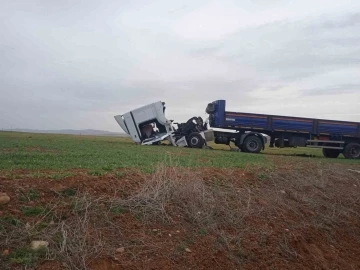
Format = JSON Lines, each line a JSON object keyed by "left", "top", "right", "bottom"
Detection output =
{"left": 243, "top": 136, "right": 262, "bottom": 153}
{"left": 187, "top": 132, "right": 205, "bottom": 148}
{"left": 322, "top": 148, "right": 340, "bottom": 158}
{"left": 343, "top": 143, "right": 360, "bottom": 159}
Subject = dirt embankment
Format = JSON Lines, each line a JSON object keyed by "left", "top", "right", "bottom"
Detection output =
{"left": 1, "top": 161, "right": 360, "bottom": 270}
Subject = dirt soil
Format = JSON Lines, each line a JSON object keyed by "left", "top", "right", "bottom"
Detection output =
{"left": 1, "top": 161, "right": 360, "bottom": 270}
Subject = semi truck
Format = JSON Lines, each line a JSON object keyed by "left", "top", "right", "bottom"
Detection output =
{"left": 114, "top": 100, "right": 360, "bottom": 159}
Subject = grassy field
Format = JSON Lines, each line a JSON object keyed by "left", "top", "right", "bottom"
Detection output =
{"left": 0, "top": 131, "right": 358, "bottom": 173}
{"left": 0, "top": 131, "right": 360, "bottom": 270}
{"left": 0, "top": 131, "right": 267, "bottom": 172}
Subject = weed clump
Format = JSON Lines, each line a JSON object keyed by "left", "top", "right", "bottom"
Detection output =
{"left": 9, "top": 247, "right": 47, "bottom": 267}
{"left": 19, "top": 189, "right": 38, "bottom": 202}
{"left": 21, "top": 206, "right": 45, "bottom": 216}
{"left": 122, "top": 165, "right": 250, "bottom": 229}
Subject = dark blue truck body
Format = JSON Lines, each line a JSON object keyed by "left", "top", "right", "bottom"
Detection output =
{"left": 206, "top": 100, "right": 360, "bottom": 159}
{"left": 208, "top": 100, "right": 360, "bottom": 137}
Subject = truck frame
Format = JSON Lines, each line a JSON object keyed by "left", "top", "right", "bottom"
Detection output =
{"left": 206, "top": 100, "right": 360, "bottom": 159}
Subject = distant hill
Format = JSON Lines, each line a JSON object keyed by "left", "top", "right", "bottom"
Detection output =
{"left": 3, "top": 129, "right": 128, "bottom": 137}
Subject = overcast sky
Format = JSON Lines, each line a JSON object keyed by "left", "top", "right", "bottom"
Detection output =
{"left": 1, "top": 0, "right": 359, "bottom": 131}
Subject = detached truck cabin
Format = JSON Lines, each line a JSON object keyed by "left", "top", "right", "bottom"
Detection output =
{"left": 114, "top": 101, "right": 214, "bottom": 148}
{"left": 206, "top": 100, "right": 360, "bottom": 159}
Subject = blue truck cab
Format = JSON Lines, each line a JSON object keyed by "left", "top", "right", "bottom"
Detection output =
{"left": 206, "top": 100, "right": 360, "bottom": 159}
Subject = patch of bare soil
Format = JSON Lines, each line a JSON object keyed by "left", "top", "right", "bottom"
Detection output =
{"left": 0, "top": 146, "right": 60, "bottom": 155}
{"left": 0, "top": 148, "right": 17, "bottom": 154}
{"left": 1, "top": 163, "right": 360, "bottom": 270}
{"left": 24, "top": 146, "right": 60, "bottom": 153}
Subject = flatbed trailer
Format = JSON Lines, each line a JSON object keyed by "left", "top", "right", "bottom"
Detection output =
{"left": 206, "top": 100, "right": 360, "bottom": 159}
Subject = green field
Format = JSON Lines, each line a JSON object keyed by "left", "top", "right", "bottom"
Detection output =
{"left": 0, "top": 131, "right": 358, "bottom": 173}
{"left": 1, "top": 131, "right": 360, "bottom": 270}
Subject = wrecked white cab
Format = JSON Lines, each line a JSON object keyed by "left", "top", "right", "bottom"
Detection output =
{"left": 114, "top": 101, "right": 214, "bottom": 148}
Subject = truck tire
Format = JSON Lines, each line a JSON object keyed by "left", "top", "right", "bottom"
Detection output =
{"left": 187, "top": 132, "right": 205, "bottom": 148}
{"left": 242, "top": 136, "right": 262, "bottom": 153}
{"left": 322, "top": 148, "right": 340, "bottom": 158}
{"left": 343, "top": 143, "right": 360, "bottom": 159}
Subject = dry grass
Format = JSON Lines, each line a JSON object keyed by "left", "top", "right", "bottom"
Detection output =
{"left": 0, "top": 193, "right": 124, "bottom": 270}
{"left": 264, "top": 163, "right": 360, "bottom": 228}
{"left": 1, "top": 162, "right": 360, "bottom": 269}
{"left": 120, "top": 165, "right": 252, "bottom": 229}
{"left": 48, "top": 194, "right": 111, "bottom": 269}
{"left": 1, "top": 166, "right": 255, "bottom": 269}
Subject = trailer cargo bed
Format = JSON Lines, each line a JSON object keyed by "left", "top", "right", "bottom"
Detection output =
{"left": 207, "top": 100, "right": 360, "bottom": 138}
{"left": 206, "top": 100, "right": 360, "bottom": 159}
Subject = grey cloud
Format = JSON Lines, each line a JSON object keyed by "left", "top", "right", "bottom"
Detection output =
{"left": 318, "top": 12, "right": 360, "bottom": 29}
{"left": 218, "top": 15, "right": 360, "bottom": 74}
{"left": 0, "top": 1, "right": 359, "bottom": 131}
{"left": 301, "top": 84, "right": 360, "bottom": 96}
